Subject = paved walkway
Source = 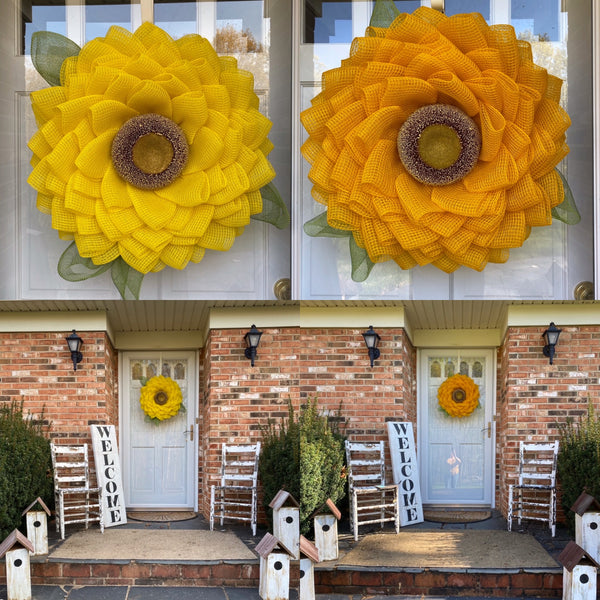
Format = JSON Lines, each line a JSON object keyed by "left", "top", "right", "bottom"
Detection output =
{"left": 1, "top": 588, "right": 557, "bottom": 600}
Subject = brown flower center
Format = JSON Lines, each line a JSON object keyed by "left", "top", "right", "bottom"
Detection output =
{"left": 111, "top": 113, "right": 188, "bottom": 190}
{"left": 154, "top": 391, "right": 169, "bottom": 406}
{"left": 452, "top": 388, "right": 467, "bottom": 403}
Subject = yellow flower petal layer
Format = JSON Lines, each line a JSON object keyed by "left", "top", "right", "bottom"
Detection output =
{"left": 300, "top": 6, "right": 570, "bottom": 273}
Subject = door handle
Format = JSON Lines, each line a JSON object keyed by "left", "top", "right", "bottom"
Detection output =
{"left": 481, "top": 422, "right": 492, "bottom": 438}
{"left": 183, "top": 424, "right": 193, "bottom": 441}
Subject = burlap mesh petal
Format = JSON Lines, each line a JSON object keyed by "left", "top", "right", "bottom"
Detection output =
{"left": 380, "top": 77, "right": 437, "bottom": 108}
{"left": 396, "top": 173, "right": 441, "bottom": 222}
{"left": 428, "top": 71, "right": 479, "bottom": 116}
{"left": 537, "top": 169, "right": 563, "bottom": 208}
{"left": 64, "top": 185, "right": 95, "bottom": 217}
{"left": 405, "top": 52, "right": 447, "bottom": 79}
{"left": 478, "top": 102, "right": 505, "bottom": 162}
{"left": 523, "top": 200, "right": 552, "bottom": 227}
{"left": 517, "top": 59, "right": 548, "bottom": 97}
{"left": 89, "top": 100, "right": 138, "bottom": 135}
{"left": 330, "top": 147, "right": 361, "bottom": 192}
{"left": 514, "top": 86, "right": 540, "bottom": 134}
{"left": 440, "top": 228, "right": 476, "bottom": 254}
{"left": 467, "top": 48, "right": 504, "bottom": 72}
{"left": 436, "top": 13, "right": 487, "bottom": 54}
{"left": 356, "top": 61, "right": 406, "bottom": 88}
{"left": 153, "top": 73, "right": 190, "bottom": 98}
{"left": 172, "top": 92, "right": 208, "bottom": 138}
{"left": 386, "top": 13, "right": 438, "bottom": 43}
{"left": 45, "top": 133, "right": 79, "bottom": 182}
{"left": 362, "top": 139, "right": 402, "bottom": 197}
{"left": 345, "top": 106, "right": 403, "bottom": 162}
{"left": 74, "top": 128, "right": 116, "bottom": 179}
{"left": 420, "top": 212, "right": 465, "bottom": 237}
{"left": 130, "top": 187, "right": 177, "bottom": 230}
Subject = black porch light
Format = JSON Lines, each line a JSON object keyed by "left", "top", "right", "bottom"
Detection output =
{"left": 244, "top": 324, "right": 263, "bottom": 367}
{"left": 362, "top": 326, "right": 381, "bottom": 368}
{"left": 542, "top": 322, "right": 562, "bottom": 365}
{"left": 66, "top": 330, "right": 83, "bottom": 371}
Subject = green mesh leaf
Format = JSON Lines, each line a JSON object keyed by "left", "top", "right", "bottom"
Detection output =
{"left": 57, "top": 242, "right": 112, "bottom": 282}
{"left": 552, "top": 168, "right": 581, "bottom": 225}
{"left": 369, "top": 0, "right": 401, "bottom": 29}
{"left": 303, "top": 212, "right": 352, "bottom": 238}
{"left": 111, "top": 258, "right": 144, "bottom": 300}
{"left": 31, "top": 31, "right": 80, "bottom": 87}
{"left": 252, "top": 182, "right": 290, "bottom": 229}
{"left": 349, "top": 236, "right": 375, "bottom": 282}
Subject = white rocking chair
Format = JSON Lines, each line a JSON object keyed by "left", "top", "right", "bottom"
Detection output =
{"left": 50, "top": 443, "right": 104, "bottom": 540}
{"left": 507, "top": 440, "right": 559, "bottom": 537}
{"left": 210, "top": 442, "right": 261, "bottom": 536}
{"left": 345, "top": 440, "right": 399, "bottom": 541}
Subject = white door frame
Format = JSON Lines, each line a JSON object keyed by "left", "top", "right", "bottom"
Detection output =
{"left": 119, "top": 350, "right": 199, "bottom": 511}
{"left": 417, "top": 348, "right": 496, "bottom": 507}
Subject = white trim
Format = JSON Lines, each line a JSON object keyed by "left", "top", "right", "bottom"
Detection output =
{"left": 0, "top": 311, "right": 110, "bottom": 334}
{"left": 208, "top": 305, "right": 300, "bottom": 331}
{"left": 291, "top": 0, "right": 302, "bottom": 299}
{"left": 299, "top": 306, "right": 406, "bottom": 329}
{"left": 594, "top": 0, "right": 600, "bottom": 299}
{"left": 506, "top": 304, "right": 600, "bottom": 327}
{"left": 114, "top": 331, "right": 205, "bottom": 351}
{"left": 413, "top": 329, "right": 502, "bottom": 348}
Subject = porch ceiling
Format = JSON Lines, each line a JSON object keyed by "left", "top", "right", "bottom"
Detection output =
{"left": 0, "top": 300, "right": 583, "bottom": 334}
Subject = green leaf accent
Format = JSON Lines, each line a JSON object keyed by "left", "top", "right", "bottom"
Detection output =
{"left": 552, "top": 168, "right": 581, "bottom": 225}
{"left": 369, "top": 0, "right": 401, "bottom": 29}
{"left": 252, "top": 182, "right": 290, "bottom": 229}
{"left": 57, "top": 242, "right": 112, "bottom": 282}
{"left": 303, "top": 212, "right": 352, "bottom": 238}
{"left": 31, "top": 31, "right": 80, "bottom": 87}
{"left": 349, "top": 236, "right": 375, "bottom": 282}
{"left": 111, "top": 257, "right": 144, "bottom": 300}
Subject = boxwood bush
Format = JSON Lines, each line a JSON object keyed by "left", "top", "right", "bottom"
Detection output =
{"left": 0, "top": 401, "right": 53, "bottom": 540}
{"left": 259, "top": 398, "right": 346, "bottom": 534}
{"left": 557, "top": 403, "right": 600, "bottom": 532}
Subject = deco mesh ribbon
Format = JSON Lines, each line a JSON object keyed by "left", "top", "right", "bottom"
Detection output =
{"left": 301, "top": 4, "right": 575, "bottom": 275}
{"left": 27, "top": 24, "right": 288, "bottom": 298}
{"left": 437, "top": 374, "right": 480, "bottom": 418}
{"left": 140, "top": 375, "right": 184, "bottom": 422}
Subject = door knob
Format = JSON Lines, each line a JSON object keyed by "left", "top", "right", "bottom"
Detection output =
{"left": 183, "top": 424, "right": 193, "bottom": 441}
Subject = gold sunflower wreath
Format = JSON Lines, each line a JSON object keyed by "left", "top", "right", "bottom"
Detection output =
{"left": 437, "top": 374, "right": 480, "bottom": 418}
{"left": 27, "top": 24, "right": 288, "bottom": 298}
{"left": 301, "top": 2, "right": 578, "bottom": 279}
{"left": 140, "top": 375, "right": 184, "bottom": 422}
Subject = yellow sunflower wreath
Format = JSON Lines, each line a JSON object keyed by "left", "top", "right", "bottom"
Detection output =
{"left": 28, "top": 23, "right": 288, "bottom": 298}
{"left": 437, "top": 374, "right": 480, "bottom": 418}
{"left": 140, "top": 375, "right": 184, "bottom": 422}
{"left": 301, "top": 2, "right": 577, "bottom": 278}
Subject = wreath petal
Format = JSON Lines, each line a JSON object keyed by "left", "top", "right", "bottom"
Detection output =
{"left": 140, "top": 375, "right": 183, "bottom": 421}
{"left": 437, "top": 373, "right": 480, "bottom": 418}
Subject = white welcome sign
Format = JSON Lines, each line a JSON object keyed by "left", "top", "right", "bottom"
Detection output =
{"left": 91, "top": 425, "right": 127, "bottom": 527}
{"left": 387, "top": 422, "right": 424, "bottom": 526}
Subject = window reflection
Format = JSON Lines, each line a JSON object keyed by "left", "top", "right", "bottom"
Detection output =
{"left": 445, "top": 0, "right": 490, "bottom": 20}
{"left": 21, "top": 0, "right": 66, "bottom": 55}
{"left": 85, "top": 1, "right": 132, "bottom": 42}
{"left": 430, "top": 360, "right": 441, "bottom": 378}
{"left": 154, "top": 1, "right": 197, "bottom": 38}
{"left": 304, "top": 0, "right": 352, "bottom": 44}
{"left": 512, "top": 0, "right": 560, "bottom": 42}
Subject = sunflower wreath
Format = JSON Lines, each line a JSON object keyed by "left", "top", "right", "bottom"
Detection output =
{"left": 437, "top": 374, "right": 480, "bottom": 418}
{"left": 301, "top": 0, "right": 579, "bottom": 280}
{"left": 28, "top": 23, "right": 289, "bottom": 299}
{"left": 140, "top": 375, "right": 184, "bottom": 422}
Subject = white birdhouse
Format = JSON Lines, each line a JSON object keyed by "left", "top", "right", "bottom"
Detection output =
{"left": 312, "top": 498, "right": 341, "bottom": 562}
{"left": 0, "top": 529, "right": 35, "bottom": 600}
{"left": 558, "top": 541, "right": 599, "bottom": 600}
{"left": 571, "top": 491, "right": 600, "bottom": 563}
{"left": 21, "top": 497, "right": 51, "bottom": 556}
{"left": 299, "top": 535, "right": 319, "bottom": 600}
{"left": 269, "top": 490, "right": 300, "bottom": 560}
{"left": 256, "top": 532, "right": 295, "bottom": 600}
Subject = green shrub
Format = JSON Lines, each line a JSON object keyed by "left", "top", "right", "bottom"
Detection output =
{"left": 259, "top": 401, "right": 300, "bottom": 524}
{"left": 299, "top": 399, "right": 346, "bottom": 534}
{"left": 259, "top": 398, "right": 346, "bottom": 535}
{"left": 557, "top": 403, "right": 600, "bottom": 533}
{"left": 0, "top": 401, "right": 53, "bottom": 540}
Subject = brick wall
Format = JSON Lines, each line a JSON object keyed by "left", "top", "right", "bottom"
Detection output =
{"left": 0, "top": 331, "right": 118, "bottom": 444}
{"left": 496, "top": 325, "right": 600, "bottom": 519}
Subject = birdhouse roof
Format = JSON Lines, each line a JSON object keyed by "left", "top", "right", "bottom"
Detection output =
{"left": 22, "top": 496, "right": 51, "bottom": 517}
{"left": 311, "top": 498, "right": 342, "bottom": 520}
{"left": 300, "top": 535, "right": 319, "bottom": 563}
{"left": 571, "top": 491, "right": 600, "bottom": 515}
{"left": 268, "top": 489, "right": 299, "bottom": 510}
{"left": 0, "top": 529, "right": 35, "bottom": 558}
{"left": 255, "top": 532, "right": 295, "bottom": 558}
{"left": 558, "top": 541, "right": 600, "bottom": 571}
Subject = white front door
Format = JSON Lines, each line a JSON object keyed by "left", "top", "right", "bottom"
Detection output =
{"left": 122, "top": 351, "right": 197, "bottom": 509}
{"left": 418, "top": 348, "right": 495, "bottom": 505}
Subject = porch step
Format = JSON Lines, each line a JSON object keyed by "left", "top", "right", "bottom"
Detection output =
{"left": 314, "top": 565, "right": 563, "bottom": 597}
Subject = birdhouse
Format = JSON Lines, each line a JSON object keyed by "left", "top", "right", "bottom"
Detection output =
{"left": 571, "top": 491, "right": 600, "bottom": 563}
{"left": 312, "top": 498, "right": 341, "bottom": 561}
{"left": 558, "top": 541, "right": 599, "bottom": 600}
{"left": 269, "top": 490, "right": 300, "bottom": 559}
{"left": 21, "top": 497, "right": 51, "bottom": 555}
{"left": 299, "top": 535, "right": 319, "bottom": 600}
{"left": 256, "top": 532, "right": 295, "bottom": 600}
{"left": 0, "top": 529, "right": 35, "bottom": 600}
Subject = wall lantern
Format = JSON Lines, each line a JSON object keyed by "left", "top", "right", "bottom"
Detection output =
{"left": 66, "top": 330, "right": 83, "bottom": 371}
{"left": 362, "top": 326, "right": 381, "bottom": 368}
{"left": 244, "top": 324, "right": 263, "bottom": 367}
{"left": 542, "top": 322, "right": 562, "bottom": 365}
